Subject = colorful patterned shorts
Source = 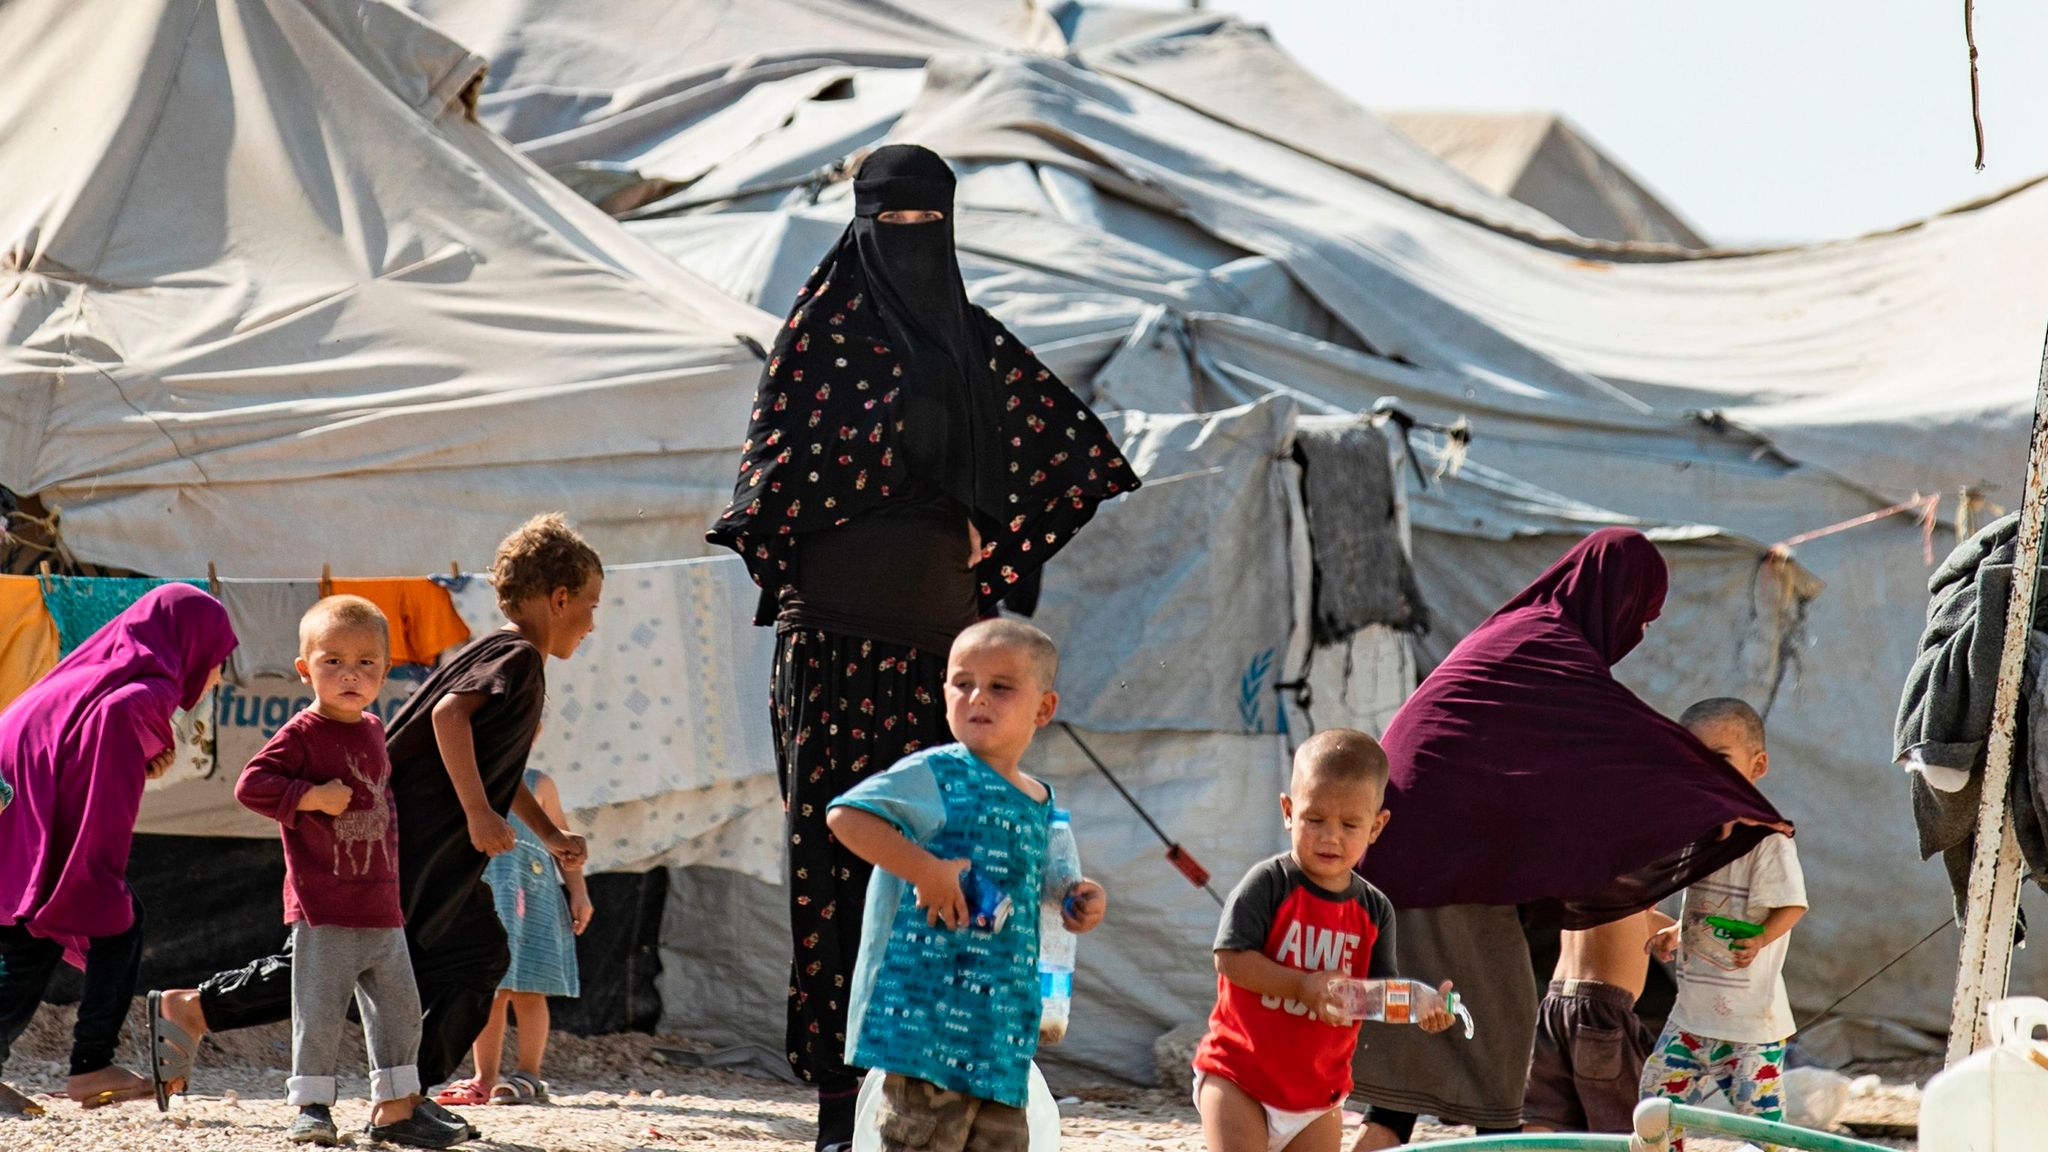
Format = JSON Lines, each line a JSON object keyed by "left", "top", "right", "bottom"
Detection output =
{"left": 1639, "top": 1023, "right": 1786, "bottom": 1135}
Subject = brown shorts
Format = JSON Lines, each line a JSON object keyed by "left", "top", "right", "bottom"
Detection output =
{"left": 1522, "top": 979, "right": 1653, "bottom": 1132}
{"left": 875, "top": 1074, "right": 1029, "bottom": 1152}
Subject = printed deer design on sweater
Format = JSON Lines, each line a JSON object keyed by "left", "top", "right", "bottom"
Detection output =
{"left": 333, "top": 751, "right": 396, "bottom": 876}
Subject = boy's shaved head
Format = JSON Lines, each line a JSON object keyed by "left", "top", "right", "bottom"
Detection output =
{"left": 1680, "top": 697, "right": 1765, "bottom": 748}
{"left": 951, "top": 617, "right": 1059, "bottom": 689}
{"left": 299, "top": 595, "right": 388, "bottom": 658}
{"left": 1291, "top": 728, "right": 1390, "bottom": 803}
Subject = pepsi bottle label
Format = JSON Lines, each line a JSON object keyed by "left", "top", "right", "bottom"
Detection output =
{"left": 961, "top": 867, "right": 1012, "bottom": 933}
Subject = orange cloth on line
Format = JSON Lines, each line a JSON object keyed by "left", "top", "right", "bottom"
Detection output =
{"left": 0, "top": 575, "right": 61, "bottom": 712}
{"left": 328, "top": 578, "right": 471, "bottom": 667}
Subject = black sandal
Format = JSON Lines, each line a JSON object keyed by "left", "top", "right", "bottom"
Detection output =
{"left": 488, "top": 1070, "right": 548, "bottom": 1105}
{"left": 145, "top": 990, "right": 198, "bottom": 1112}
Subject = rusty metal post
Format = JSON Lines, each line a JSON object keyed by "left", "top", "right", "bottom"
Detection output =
{"left": 1947, "top": 325, "right": 2048, "bottom": 1062}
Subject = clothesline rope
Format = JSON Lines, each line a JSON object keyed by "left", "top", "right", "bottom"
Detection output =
{"left": 1767, "top": 492, "right": 1943, "bottom": 566}
{"left": 1796, "top": 918, "right": 1953, "bottom": 1033}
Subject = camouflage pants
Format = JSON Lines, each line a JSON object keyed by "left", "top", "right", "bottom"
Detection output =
{"left": 875, "top": 1075, "right": 1029, "bottom": 1152}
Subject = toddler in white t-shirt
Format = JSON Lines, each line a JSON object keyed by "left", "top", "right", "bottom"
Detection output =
{"left": 1641, "top": 698, "right": 1807, "bottom": 1126}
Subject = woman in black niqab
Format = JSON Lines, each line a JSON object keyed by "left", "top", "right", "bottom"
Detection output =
{"left": 845, "top": 146, "right": 1007, "bottom": 527}
{"left": 708, "top": 144, "right": 1136, "bottom": 1151}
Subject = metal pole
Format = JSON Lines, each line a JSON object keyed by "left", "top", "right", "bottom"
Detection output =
{"left": 1946, "top": 324, "right": 2048, "bottom": 1063}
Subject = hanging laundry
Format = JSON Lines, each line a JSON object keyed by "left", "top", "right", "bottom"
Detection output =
{"left": 166, "top": 687, "right": 221, "bottom": 782}
{"left": 1294, "top": 416, "right": 1427, "bottom": 640}
{"left": 1895, "top": 511, "right": 2048, "bottom": 930}
{"left": 525, "top": 556, "right": 776, "bottom": 812}
{"left": 327, "top": 578, "right": 470, "bottom": 666}
{"left": 215, "top": 579, "right": 323, "bottom": 685}
{"left": 568, "top": 774, "right": 783, "bottom": 879}
{"left": 39, "top": 576, "right": 206, "bottom": 655}
{"left": 0, "top": 575, "right": 59, "bottom": 711}
{"left": 434, "top": 572, "right": 504, "bottom": 638}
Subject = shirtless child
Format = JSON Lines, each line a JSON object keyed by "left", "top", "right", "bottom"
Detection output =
{"left": 1520, "top": 910, "right": 1673, "bottom": 1132}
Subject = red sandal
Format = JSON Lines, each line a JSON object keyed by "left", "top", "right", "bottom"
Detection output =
{"left": 432, "top": 1077, "right": 490, "bottom": 1107}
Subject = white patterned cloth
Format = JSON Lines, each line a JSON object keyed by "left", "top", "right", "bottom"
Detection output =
{"left": 521, "top": 557, "right": 781, "bottom": 879}
{"left": 571, "top": 776, "right": 783, "bottom": 878}
{"left": 167, "top": 689, "right": 222, "bottom": 781}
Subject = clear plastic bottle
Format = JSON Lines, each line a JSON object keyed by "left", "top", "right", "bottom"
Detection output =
{"left": 1328, "top": 978, "right": 1474, "bottom": 1038}
{"left": 1039, "top": 808, "right": 1082, "bottom": 1045}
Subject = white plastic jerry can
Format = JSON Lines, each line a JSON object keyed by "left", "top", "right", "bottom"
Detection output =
{"left": 1920, "top": 996, "right": 2048, "bottom": 1151}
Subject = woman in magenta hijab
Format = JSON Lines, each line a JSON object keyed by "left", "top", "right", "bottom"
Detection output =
{"left": 0, "top": 585, "right": 236, "bottom": 1113}
{"left": 1349, "top": 528, "right": 1790, "bottom": 1145}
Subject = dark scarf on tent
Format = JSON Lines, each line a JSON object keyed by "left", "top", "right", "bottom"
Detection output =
{"left": 708, "top": 144, "right": 1138, "bottom": 619}
{"left": 1360, "top": 527, "right": 1793, "bottom": 929}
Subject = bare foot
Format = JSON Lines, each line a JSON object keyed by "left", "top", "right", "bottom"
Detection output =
{"left": 66, "top": 1065, "right": 152, "bottom": 1107}
{"left": 370, "top": 1096, "right": 417, "bottom": 1126}
{"left": 156, "top": 989, "right": 208, "bottom": 1095}
{"left": 1350, "top": 1122, "right": 1405, "bottom": 1152}
{"left": 159, "top": 988, "right": 209, "bottom": 1044}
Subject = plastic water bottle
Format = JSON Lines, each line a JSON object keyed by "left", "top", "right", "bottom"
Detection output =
{"left": 1039, "top": 808, "right": 1081, "bottom": 1045}
{"left": 1328, "top": 978, "right": 1475, "bottom": 1039}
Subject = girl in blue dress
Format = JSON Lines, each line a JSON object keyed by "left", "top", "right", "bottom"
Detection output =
{"left": 439, "top": 769, "right": 591, "bottom": 1106}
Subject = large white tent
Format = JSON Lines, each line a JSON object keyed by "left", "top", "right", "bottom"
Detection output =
{"left": 0, "top": 0, "right": 775, "bottom": 577}
{"left": 404, "top": 0, "right": 2048, "bottom": 1059}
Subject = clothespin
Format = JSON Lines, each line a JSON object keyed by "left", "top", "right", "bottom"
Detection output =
{"left": 321, "top": 563, "right": 333, "bottom": 598}
{"left": 450, "top": 561, "right": 462, "bottom": 581}
{"left": 206, "top": 562, "right": 220, "bottom": 597}
{"left": 37, "top": 560, "right": 51, "bottom": 579}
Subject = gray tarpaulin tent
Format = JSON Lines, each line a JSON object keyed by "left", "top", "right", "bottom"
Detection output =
{"left": 406, "top": 0, "right": 2048, "bottom": 1070}
{"left": 1383, "top": 111, "right": 1709, "bottom": 249}
{"left": 0, "top": 0, "right": 776, "bottom": 578}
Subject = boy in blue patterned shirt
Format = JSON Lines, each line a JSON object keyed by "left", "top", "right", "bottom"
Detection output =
{"left": 827, "top": 618, "right": 1107, "bottom": 1152}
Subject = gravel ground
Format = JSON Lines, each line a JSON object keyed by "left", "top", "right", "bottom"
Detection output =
{"left": 3, "top": 1005, "right": 1921, "bottom": 1151}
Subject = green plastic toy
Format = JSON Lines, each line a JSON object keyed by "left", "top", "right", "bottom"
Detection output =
{"left": 1705, "top": 915, "right": 1764, "bottom": 941}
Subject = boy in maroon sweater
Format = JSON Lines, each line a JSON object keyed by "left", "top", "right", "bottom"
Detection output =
{"left": 236, "top": 597, "right": 456, "bottom": 1149}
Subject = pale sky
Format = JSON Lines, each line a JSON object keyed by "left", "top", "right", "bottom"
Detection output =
{"left": 1133, "top": 1, "right": 2048, "bottom": 244}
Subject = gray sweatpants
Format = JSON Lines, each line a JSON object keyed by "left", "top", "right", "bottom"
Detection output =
{"left": 288, "top": 922, "right": 422, "bottom": 1106}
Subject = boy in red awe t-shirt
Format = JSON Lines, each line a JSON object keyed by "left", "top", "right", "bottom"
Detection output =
{"left": 1193, "top": 729, "right": 1454, "bottom": 1152}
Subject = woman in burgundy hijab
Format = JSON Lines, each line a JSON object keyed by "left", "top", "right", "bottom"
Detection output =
{"left": 1349, "top": 528, "right": 1788, "bottom": 1144}
{"left": 0, "top": 585, "right": 237, "bottom": 1113}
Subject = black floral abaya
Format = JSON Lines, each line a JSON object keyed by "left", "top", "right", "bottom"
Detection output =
{"left": 707, "top": 145, "right": 1137, "bottom": 1105}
